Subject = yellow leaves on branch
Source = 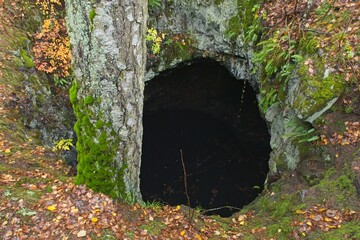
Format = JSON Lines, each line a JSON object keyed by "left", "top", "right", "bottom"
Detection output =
{"left": 33, "top": 17, "right": 71, "bottom": 78}
{"left": 33, "top": 1, "right": 70, "bottom": 78}
{"left": 35, "top": 0, "right": 63, "bottom": 16}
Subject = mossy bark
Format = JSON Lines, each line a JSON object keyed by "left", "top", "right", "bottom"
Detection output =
{"left": 65, "top": 0, "right": 147, "bottom": 202}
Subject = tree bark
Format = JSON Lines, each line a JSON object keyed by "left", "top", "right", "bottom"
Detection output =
{"left": 65, "top": 0, "right": 147, "bottom": 202}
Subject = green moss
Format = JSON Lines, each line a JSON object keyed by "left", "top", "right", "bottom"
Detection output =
{"left": 294, "top": 57, "right": 345, "bottom": 117}
{"left": 88, "top": 8, "right": 96, "bottom": 31}
{"left": 310, "top": 165, "right": 357, "bottom": 207}
{"left": 139, "top": 221, "right": 166, "bottom": 236}
{"left": 69, "top": 80, "right": 129, "bottom": 201}
{"left": 225, "top": 0, "right": 262, "bottom": 43}
{"left": 20, "top": 49, "right": 34, "bottom": 68}
{"left": 214, "top": 0, "right": 224, "bottom": 5}
{"left": 84, "top": 95, "right": 95, "bottom": 105}
{"left": 69, "top": 81, "right": 78, "bottom": 104}
{"left": 96, "top": 119, "right": 106, "bottom": 129}
{"left": 243, "top": 190, "right": 305, "bottom": 239}
{"left": 266, "top": 216, "right": 294, "bottom": 238}
{"left": 89, "top": 9, "right": 96, "bottom": 24}
{"left": 226, "top": 15, "right": 241, "bottom": 40}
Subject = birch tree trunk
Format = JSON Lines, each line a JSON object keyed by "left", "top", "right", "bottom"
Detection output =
{"left": 65, "top": 0, "right": 147, "bottom": 202}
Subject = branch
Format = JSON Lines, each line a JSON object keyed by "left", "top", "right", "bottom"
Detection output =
{"left": 180, "top": 149, "right": 193, "bottom": 220}
{"left": 200, "top": 205, "right": 242, "bottom": 214}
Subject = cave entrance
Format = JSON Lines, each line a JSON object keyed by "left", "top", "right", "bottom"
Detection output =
{"left": 140, "top": 59, "right": 271, "bottom": 217}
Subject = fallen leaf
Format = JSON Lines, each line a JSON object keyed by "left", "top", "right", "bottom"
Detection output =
{"left": 77, "top": 230, "right": 87, "bottom": 237}
{"left": 47, "top": 205, "right": 56, "bottom": 211}
{"left": 312, "top": 214, "right": 323, "bottom": 221}
{"left": 296, "top": 209, "right": 306, "bottom": 214}
{"left": 238, "top": 214, "right": 247, "bottom": 221}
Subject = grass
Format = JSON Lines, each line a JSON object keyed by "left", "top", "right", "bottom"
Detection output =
{"left": 139, "top": 220, "right": 166, "bottom": 236}
{"left": 141, "top": 200, "right": 163, "bottom": 209}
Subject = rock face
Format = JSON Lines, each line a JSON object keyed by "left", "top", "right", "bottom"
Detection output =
{"left": 146, "top": 0, "right": 258, "bottom": 88}
{"left": 22, "top": 74, "right": 77, "bottom": 166}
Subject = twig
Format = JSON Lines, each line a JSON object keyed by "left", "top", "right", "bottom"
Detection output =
{"left": 180, "top": 149, "right": 193, "bottom": 220}
{"left": 200, "top": 205, "right": 242, "bottom": 214}
{"left": 300, "top": 28, "right": 331, "bottom": 36}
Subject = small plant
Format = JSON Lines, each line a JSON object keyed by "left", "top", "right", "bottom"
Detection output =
{"left": 53, "top": 74, "right": 70, "bottom": 87}
{"left": 89, "top": 8, "right": 96, "bottom": 31}
{"left": 259, "top": 88, "right": 278, "bottom": 113}
{"left": 4, "top": 189, "right": 11, "bottom": 197}
{"left": 146, "top": 27, "right": 165, "bottom": 55}
{"left": 149, "top": 0, "right": 161, "bottom": 9}
{"left": 17, "top": 208, "right": 37, "bottom": 217}
{"left": 142, "top": 200, "right": 163, "bottom": 209}
{"left": 53, "top": 138, "right": 73, "bottom": 151}
{"left": 282, "top": 120, "right": 319, "bottom": 143}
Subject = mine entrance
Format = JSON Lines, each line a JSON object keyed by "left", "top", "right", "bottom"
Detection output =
{"left": 140, "top": 59, "right": 271, "bottom": 217}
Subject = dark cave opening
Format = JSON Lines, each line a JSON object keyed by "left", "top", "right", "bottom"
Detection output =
{"left": 141, "top": 60, "right": 271, "bottom": 217}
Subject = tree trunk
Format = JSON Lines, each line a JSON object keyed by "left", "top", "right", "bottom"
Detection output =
{"left": 65, "top": 0, "right": 147, "bottom": 202}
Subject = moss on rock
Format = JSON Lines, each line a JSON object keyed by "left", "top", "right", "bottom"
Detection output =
{"left": 69, "top": 81, "right": 125, "bottom": 199}
{"left": 292, "top": 57, "right": 345, "bottom": 119}
{"left": 20, "top": 49, "right": 34, "bottom": 69}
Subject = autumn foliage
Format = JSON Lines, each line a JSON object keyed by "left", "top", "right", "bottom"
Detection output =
{"left": 32, "top": 0, "right": 71, "bottom": 77}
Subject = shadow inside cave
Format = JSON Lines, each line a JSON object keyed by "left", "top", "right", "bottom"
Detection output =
{"left": 141, "top": 59, "right": 271, "bottom": 217}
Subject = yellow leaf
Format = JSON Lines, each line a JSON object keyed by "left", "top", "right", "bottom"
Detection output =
{"left": 180, "top": 230, "right": 186, "bottom": 236}
{"left": 238, "top": 214, "right": 246, "bottom": 221}
{"left": 47, "top": 205, "right": 56, "bottom": 211}
{"left": 302, "top": 232, "right": 306, "bottom": 237}
{"left": 91, "top": 217, "right": 98, "bottom": 223}
{"left": 239, "top": 220, "right": 246, "bottom": 226}
{"left": 195, "top": 235, "right": 202, "bottom": 240}
{"left": 327, "top": 24, "right": 333, "bottom": 31}
{"left": 296, "top": 209, "right": 305, "bottom": 214}
{"left": 70, "top": 208, "right": 78, "bottom": 213}
{"left": 317, "top": 208, "right": 327, "bottom": 213}
{"left": 5, "top": 149, "right": 11, "bottom": 153}
{"left": 175, "top": 205, "right": 181, "bottom": 211}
